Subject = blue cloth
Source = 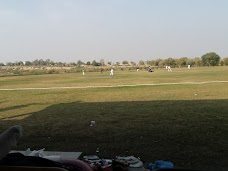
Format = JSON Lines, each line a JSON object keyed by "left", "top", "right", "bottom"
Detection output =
{"left": 148, "top": 160, "right": 174, "bottom": 170}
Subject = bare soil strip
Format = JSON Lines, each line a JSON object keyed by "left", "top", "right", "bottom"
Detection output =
{"left": 0, "top": 81, "right": 228, "bottom": 91}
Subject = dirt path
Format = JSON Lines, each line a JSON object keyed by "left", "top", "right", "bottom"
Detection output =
{"left": 0, "top": 81, "right": 228, "bottom": 91}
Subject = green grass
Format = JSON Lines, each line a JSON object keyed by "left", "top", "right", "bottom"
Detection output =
{"left": 0, "top": 66, "right": 228, "bottom": 170}
{"left": 0, "top": 66, "right": 228, "bottom": 89}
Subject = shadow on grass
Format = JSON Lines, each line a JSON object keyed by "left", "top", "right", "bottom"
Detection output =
{"left": 0, "top": 103, "right": 43, "bottom": 113}
{"left": 0, "top": 100, "right": 228, "bottom": 170}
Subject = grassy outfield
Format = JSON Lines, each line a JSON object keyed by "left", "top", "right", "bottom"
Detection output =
{"left": 0, "top": 66, "right": 228, "bottom": 170}
{"left": 0, "top": 66, "right": 228, "bottom": 89}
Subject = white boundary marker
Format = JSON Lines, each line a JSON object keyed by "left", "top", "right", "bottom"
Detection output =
{"left": 0, "top": 81, "right": 228, "bottom": 91}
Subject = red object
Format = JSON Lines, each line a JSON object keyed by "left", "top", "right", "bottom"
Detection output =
{"left": 61, "top": 159, "right": 93, "bottom": 171}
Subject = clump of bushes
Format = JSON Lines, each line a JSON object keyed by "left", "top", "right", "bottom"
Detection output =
{"left": 47, "top": 69, "right": 59, "bottom": 74}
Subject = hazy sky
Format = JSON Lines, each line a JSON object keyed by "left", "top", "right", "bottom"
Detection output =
{"left": 0, "top": 0, "right": 228, "bottom": 64}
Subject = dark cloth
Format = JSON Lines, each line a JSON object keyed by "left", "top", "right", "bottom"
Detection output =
{"left": 0, "top": 153, "right": 73, "bottom": 171}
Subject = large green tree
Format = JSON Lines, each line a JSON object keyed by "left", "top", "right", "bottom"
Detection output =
{"left": 138, "top": 60, "right": 145, "bottom": 65}
{"left": 164, "top": 57, "right": 176, "bottom": 67}
{"left": 91, "top": 60, "right": 101, "bottom": 66}
{"left": 194, "top": 57, "right": 202, "bottom": 67}
{"left": 201, "top": 52, "right": 220, "bottom": 66}
{"left": 176, "top": 57, "right": 188, "bottom": 67}
{"left": 77, "top": 60, "right": 83, "bottom": 66}
{"left": 122, "top": 60, "right": 129, "bottom": 65}
{"left": 223, "top": 57, "right": 228, "bottom": 66}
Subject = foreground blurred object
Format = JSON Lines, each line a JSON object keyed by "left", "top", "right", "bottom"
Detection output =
{"left": 0, "top": 152, "right": 93, "bottom": 171}
{"left": 148, "top": 160, "right": 174, "bottom": 170}
{"left": 0, "top": 125, "right": 23, "bottom": 160}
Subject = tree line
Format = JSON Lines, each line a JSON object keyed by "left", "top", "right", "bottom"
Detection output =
{"left": 1, "top": 52, "right": 228, "bottom": 67}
